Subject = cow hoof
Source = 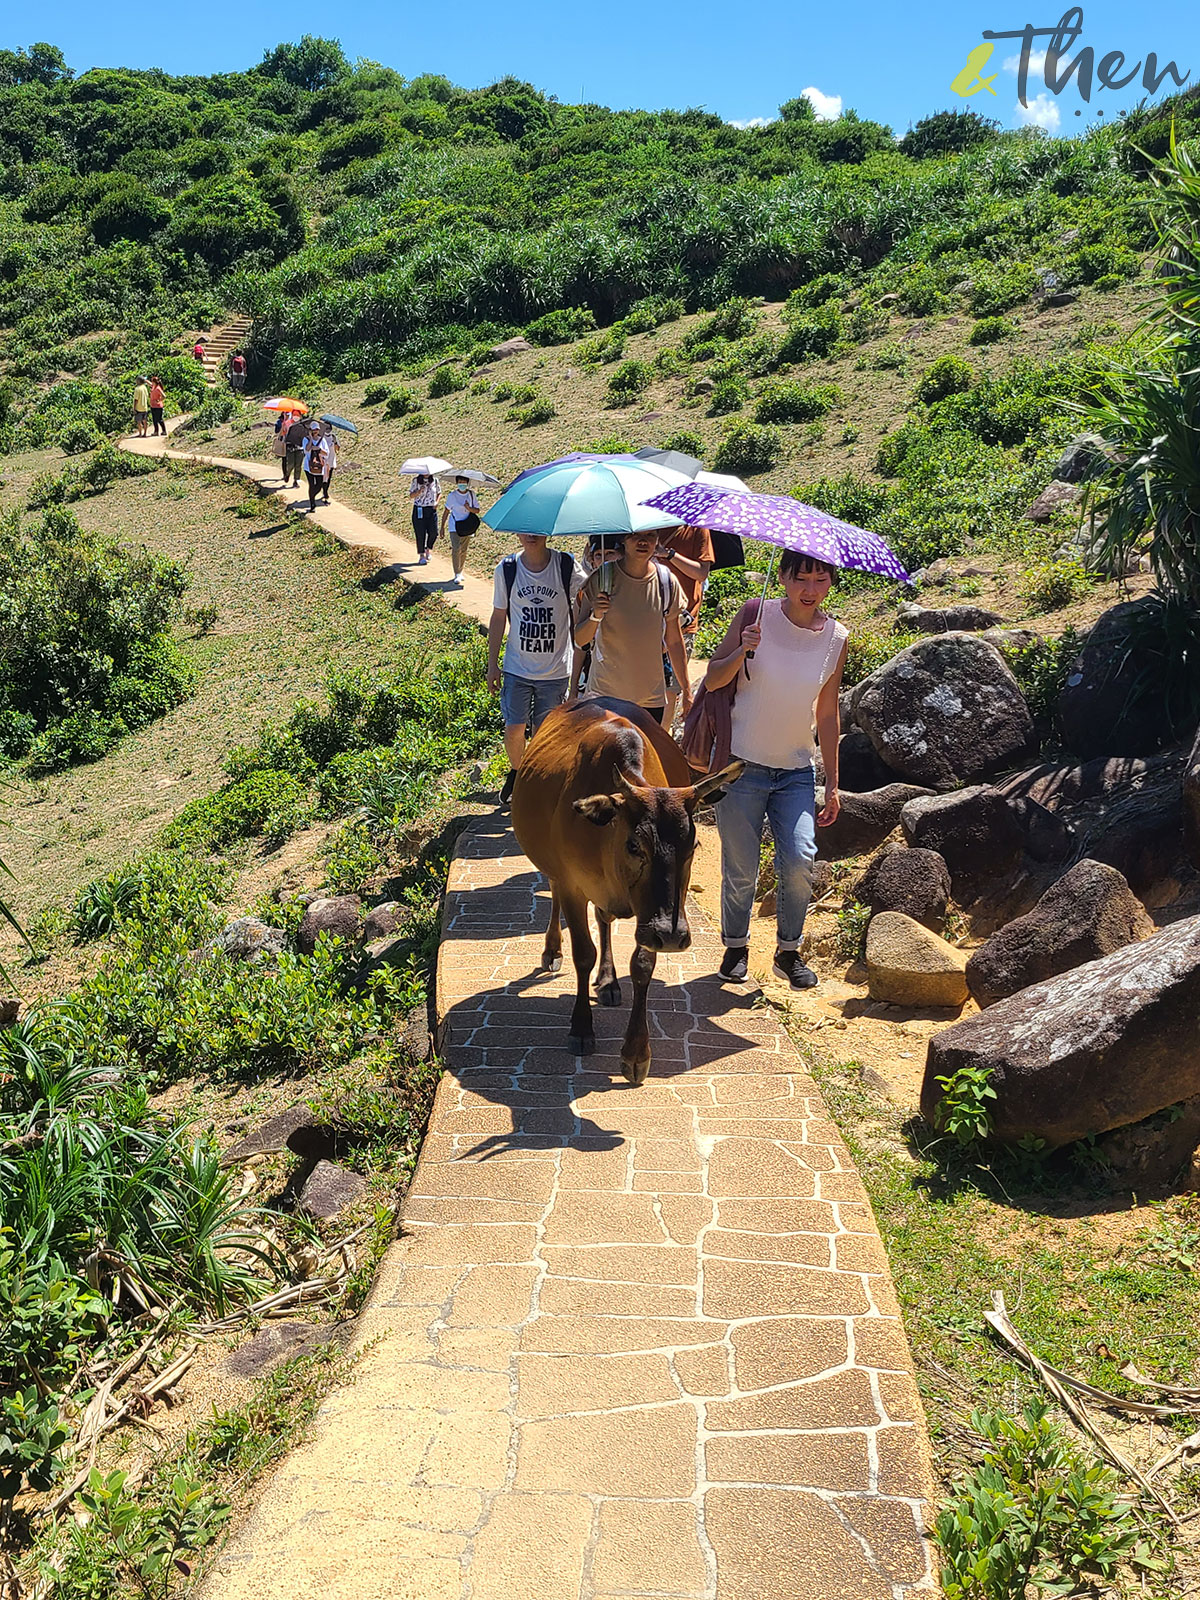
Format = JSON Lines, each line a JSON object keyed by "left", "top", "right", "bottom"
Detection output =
{"left": 568, "top": 1033, "right": 596, "bottom": 1056}
{"left": 543, "top": 954, "right": 562, "bottom": 974}
{"left": 595, "top": 979, "right": 621, "bottom": 1007}
{"left": 620, "top": 1055, "right": 650, "bottom": 1087}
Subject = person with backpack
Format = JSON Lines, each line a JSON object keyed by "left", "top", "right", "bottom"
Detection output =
{"left": 439, "top": 474, "right": 480, "bottom": 588}
{"left": 574, "top": 528, "right": 691, "bottom": 725}
{"left": 229, "top": 351, "right": 247, "bottom": 393}
{"left": 487, "top": 533, "right": 584, "bottom": 805}
{"left": 702, "top": 550, "right": 847, "bottom": 992}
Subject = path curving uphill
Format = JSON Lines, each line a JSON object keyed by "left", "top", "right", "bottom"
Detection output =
{"left": 119, "top": 428, "right": 936, "bottom": 1597}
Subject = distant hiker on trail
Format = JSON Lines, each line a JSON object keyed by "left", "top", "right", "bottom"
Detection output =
{"left": 192, "top": 338, "right": 206, "bottom": 362}
{"left": 283, "top": 413, "right": 307, "bottom": 488}
{"left": 488, "top": 532, "right": 585, "bottom": 805}
{"left": 229, "top": 351, "right": 247, "bottom": 393}
{"left": 440, "top": 474, "right": 480, "bottom": 588}
{"left": 318, "top": 419, "right": 338, "bottom": 500}
{"left": 409, "top": 473, "right": 441, "bottom": 564}
{"left": 149, "top": 377, "right": 165, "bottom": 437}
{"left": 302, "top": 420, "right": 334, "bottom": 511}
{"left": 132, "top": 377, "right": 150, "bottom": 438}
{"left": 574, "top": 528, "right": 691, "bottom": 726}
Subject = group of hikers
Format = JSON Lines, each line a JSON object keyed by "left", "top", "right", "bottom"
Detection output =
{"left": 271, "top": 410, "right": 338, "bottom": 511}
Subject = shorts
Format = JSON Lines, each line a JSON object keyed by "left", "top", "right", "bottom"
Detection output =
{"left": 134, "top": 410, "right": 147, "bottom": 423}
{"left": 501, "top": 673, "right": 568, "bottom": 732}
{"left": 449, "top": 524, "right": 474, "bottom": 554}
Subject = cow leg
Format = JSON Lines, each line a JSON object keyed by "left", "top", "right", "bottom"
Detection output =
{"left": 562, "top": 893, "right": 597, "bottom": 1055}
{"left": 540, "top": 881, "right": 563, "bottom": 974}
{"left": 593, "top": 909, "right": 621, "bottom": 1007}
{"left": 620, "top": 943, "right": 657, "bottom": 1087}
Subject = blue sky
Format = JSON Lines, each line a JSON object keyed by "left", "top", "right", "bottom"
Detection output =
{"left": 7, "top": 0, "right": 1199, "bottom": 135}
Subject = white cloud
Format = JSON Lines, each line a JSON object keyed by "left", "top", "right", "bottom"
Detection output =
{"left": 729, "top": 116, "right": 773, "bottom": 129}
{"left": 1014, "top": 91, "right": 1061, "bottom": 132}
{"left": 1002, "top": 48, "right": 1048, "bottom": 78}
{"left": 802, "top": 86, "right": 843, "bottom": 121}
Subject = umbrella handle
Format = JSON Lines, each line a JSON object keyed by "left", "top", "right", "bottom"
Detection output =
{"left": 745, "top": 550, "right": 776, "bottom": 663}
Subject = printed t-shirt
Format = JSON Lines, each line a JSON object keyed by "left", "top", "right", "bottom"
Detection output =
{"left": 493, "top": 554, "right": 583, "bottom": 682}
{"left": 580, "top": 563, "right": 683, "bottom": 709}
{"left": 133, "top": 384, "right": 150, "bottom": 412}
{"left": 667, "top": 526, "right": 715, "bottom": 635}
{"left": 445, "top": 488, "right": 479, "bottom": 528}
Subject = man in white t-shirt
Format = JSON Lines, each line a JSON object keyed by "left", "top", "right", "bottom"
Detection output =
{"left": 487, "top": 532, "right": 585, "bottom": 805}
{"left": 440, "top": 475, "right": 480, "bottom": 588}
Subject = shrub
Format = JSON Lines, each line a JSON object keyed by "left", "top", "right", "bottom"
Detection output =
{"left": 869, "top": 341, "right": 910, "bottom": 371}
{"left": 470, "top": 378, "right": 491, "bottom": 394}
{"left": 1003, "top": 629, "right": 1081, "bottom": 733}
{"left": 661, "top": 429, "right": 703, "bottom": 457}
{"left": 756, "top": 381, "right": 840, "bottom": 424}
{"left": 914, "top": 354, "right": 975, "bottom": 404}
{"left": 363, "top": 381, "right": 391, "bottom": 404}
{"left": 969, "top": 316, "right": 1016, "bottom": 345}
{"left": 1020, "top": 558, "right": 1092, "bottom": 613}
{"left": 401, "top": 411, "right": 427, "bottom": 430}
{"left": 847, "top": 302, "right": 889, "bottom": 342}
{"left": 428, "top": 365, "right": 467, "bottom": 399}
{"left": 784, "top": 275, "right": 849, "bottom": 317}
{"left": 708, "top": 377, "right": 747, "bottom": 416}
{"left": 774, "top": 304, "right": 845, "bottom": 365}
{"left": 579, "top": 329, "right": 626, "bottom": 365}
{"left": 897, "top": 265, "right": 952, "bottom": 316}
{"left": 606, "top": 359, "right": 652, "bottom": 405}
{"left": 491, "top": 380, "right": 514, "bottom": 401}
{"left": 843, "top": 628, "right": 919, "bottom": 685}
{"left": 968, "top": 262, "right": 1040, "bottom": 316}
{"left": 712, "top": 422, "right": 783, "bottom": 476}
{"left": 685, "top": 298, "right": 758, "bottom": 345}
{"left": 59, "top": 421, "right": 101, "bottom": 454}
{"left": 587, "top": 433, "right": 635, "bottom": 453}
{"left": 507, "top": 398, "right": 556, "bottom": 426}
{"left": 384, "top": 387, "right": 419, "bottom": 418}
{"left": 899, "top": 109, "right": 998, "bottom": 159}
{"left": 618, "top": 294, "right": 683, "bottom": 332}
{"left": 525, "top": 306, "right": 595, "bottom": 345}
{"left": 162, "top": 771, "right": 312, "bottom": 853}
{"left": 508, "top": 383, "right": 539, "bottom": 403}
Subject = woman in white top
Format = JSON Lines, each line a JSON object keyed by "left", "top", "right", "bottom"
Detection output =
{"left": 409, "top": 473, "right": 441, "bottom": 564}
{"left": 301, "top": 422, "right": 334, "bottom": 512}
{"left": 703, "top": 551, "right": 847, "bottom": 989}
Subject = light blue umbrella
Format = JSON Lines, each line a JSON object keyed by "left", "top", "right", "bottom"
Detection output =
{"left": 482, "top": 459, "right": 688, "bottom": 538}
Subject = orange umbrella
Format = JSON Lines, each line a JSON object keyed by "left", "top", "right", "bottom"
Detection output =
{"left": 262, "top": 397, "right": 309, "bottom": 413}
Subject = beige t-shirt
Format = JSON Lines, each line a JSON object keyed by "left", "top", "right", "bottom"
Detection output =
{"left": 580, "top": 562, "right": 683, "bottom": 709}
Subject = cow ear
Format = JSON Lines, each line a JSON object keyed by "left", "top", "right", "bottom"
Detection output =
{"left": 691, "top": 759, "right": 745, "bottom": 805}
{"left": 574, "top": 792, "right": 625, "bottom": 826}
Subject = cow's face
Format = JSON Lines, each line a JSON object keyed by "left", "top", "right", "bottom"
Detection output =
{"left": 573, "top": 762, "right": 744, "bottom": 952}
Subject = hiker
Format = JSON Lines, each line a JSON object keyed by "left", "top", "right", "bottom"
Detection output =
{"left": 149, "top": 376, "right": 165, "bottom": 437}
{"left": 487, "top": 532, "right": 585, "bottom": 805}
{"left": 439, "top": 474, "right": 480, "bottom": 588}
{"left": 702, "top": 552, "right": 847, "bottom": 992}
{"left": 408, "top": 473, "right": 441, "bottom": 564}
{"left": 574, "top": 528, "right": 691, "bottom": 725}
{"left": 567, "top": 536, "right": 618, "bottom": 702}
{"left": 283, "top": 412, "right": 307, "bottom": 488}
{"left": 229, "top": 351, "right": 247, "bottom": 393}
{"left": 132, "top": 376, "right": 150, "bottom": 438}
{"left": 302, "top": 420, "right": 333, "bottom": 511}
{"left": 192, "top": 337, "right": 206, "bottom": 361}
{"left": 318, "top": 420, "right": 338, "bottom": 501}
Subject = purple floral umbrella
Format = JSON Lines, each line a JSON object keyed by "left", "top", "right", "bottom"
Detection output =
{"left": 641, "top": 482, "right": 909, "bottom": 582}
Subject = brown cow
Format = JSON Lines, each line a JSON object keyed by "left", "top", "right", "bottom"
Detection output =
{"left": 511, "top": 697, "right": 742, "bottom": 1084}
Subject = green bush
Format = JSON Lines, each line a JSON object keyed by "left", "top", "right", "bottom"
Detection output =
{"left": 847, "top": 302, "right": 889, "bottom": 342}
{"left": 1020, "top": 558, "right": 1092, "bottom": 613}
{"left": 712, "top": 422, "right": 783, "bottom": 475}
{"left": 525, "top": 306, "right": 596, "bottom": 345}
{"left": 685, "top": 298, "right": 758, "bottom": 346}
{"left": 428, "top": 365, "right": 467, "bottom": 398}
{"left": 708, "top": 377, "right": 747, "bottom": 416}
{"left": 968, "top": 262, "right": 1040, "bottom": 316}
{"left": 914, "top": 354, "right": 975, "bottom": 404}
{"left": 661, "top": 429, "right": 703, "bottom": 457}
{"left": 507, "top": 397, "right": 556, "bottom": 426}
{"left": 162, "top": 771, "right": 312, "bottom": 853}
{"left": 59, "top": 420, "right": 101, "bottom": 454}
{"left": 755, "top": 381, "right": 840, "bottom": 424}
{"left": 969, "top": 316, "right": 1016, "bottom": 345}
{"left": 578, "top": 329, "right": 627, "bottom": 365}
{"left": 363, "top": 380, "right": 392, "bottom": 404}
{"left": 869, "top": 341, "right": 909, "bottom": 371}
{"left": 897, "top": 266, "right": 952, "bottom": 316}
{"left": 384, "top": 387, "right": 420, "bottom": 418}
{"left": 774, "top": 304, "right": 845, "bottom": 365}
{"left": 784, "top": 275, "right": 849, "bottom": 316}
{"left": 606, "top": 359, "right": 652, "bottom": 405}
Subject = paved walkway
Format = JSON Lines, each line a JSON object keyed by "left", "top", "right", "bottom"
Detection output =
{"left": 202, "top": 820, "right": 934, "bottom": 1600}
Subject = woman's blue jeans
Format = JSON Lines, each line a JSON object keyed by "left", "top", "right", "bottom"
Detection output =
{"left": 716, "top": 762, "right": 817, "bottom": 952}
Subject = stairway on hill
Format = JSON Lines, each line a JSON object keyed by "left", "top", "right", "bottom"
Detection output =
{"left": 199, "top": 315, "right": 254, "bottom": 387}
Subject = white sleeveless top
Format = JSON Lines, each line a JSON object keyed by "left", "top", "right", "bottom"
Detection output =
{"left": 729, "top": 601, "right": 848, "bottom": 770}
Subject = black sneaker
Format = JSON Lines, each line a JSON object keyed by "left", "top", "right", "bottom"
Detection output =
{"left": 773, "top": 950, "right": 818, "bottom": 990}
{"left": 498, "top": 768, "right": 517, "bottom": 807}
{"left": 719, "top": 946, "right": 749, "bottom": 982}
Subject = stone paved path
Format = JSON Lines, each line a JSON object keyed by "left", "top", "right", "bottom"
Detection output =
{"left": 203, "top": 819, "right": 934, "bottom": 1600}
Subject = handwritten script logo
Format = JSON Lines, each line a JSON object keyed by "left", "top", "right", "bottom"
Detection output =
{"left": 952, "top": 7, "right": 1190, "bottom": 105}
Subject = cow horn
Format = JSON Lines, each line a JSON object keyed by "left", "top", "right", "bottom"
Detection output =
{"left": 614, "top": 768, "right": 641, "bottom": 797}
{"left": 691, "top": 759, "right": 745, "bottom": 804}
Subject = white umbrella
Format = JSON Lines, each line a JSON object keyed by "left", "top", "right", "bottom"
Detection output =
{"left": 448, "top": 467, "right": 501, "bottom": 485}
{"left": 399, "top": 455, "right": 453, "bottom": 475}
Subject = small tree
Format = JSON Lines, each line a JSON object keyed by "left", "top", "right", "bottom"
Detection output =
{"left": 900, "top": 109, "right": 998, "bottom": 160}
{"left": 257, "top": 35, "right": 349, "bottom": 91}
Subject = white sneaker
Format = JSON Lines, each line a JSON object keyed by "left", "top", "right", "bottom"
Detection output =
{"left": 418, "top": 552, "right": 429, "bottom": 565}
{"left": 453, "top": 573, "right": 464, "bottom": 587}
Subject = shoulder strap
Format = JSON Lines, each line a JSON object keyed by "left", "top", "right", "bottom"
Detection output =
{"left": 502, "top": 554, "right": 518, "bottom": 604}
{"left": 657, "top": 563, "right": 672, "bottom": 630}
{"left": 558, "top": 550, "right": 574, "bottom": 594}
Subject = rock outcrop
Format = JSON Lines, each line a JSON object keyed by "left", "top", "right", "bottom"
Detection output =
{"left": 865, "top": 912, "right": 969, "bottom": 1009}
{"left": 1055, "top": 600, "right": 1179, "bottom": 759}
{"left": 895, "top": 603, "right": 1006, "bottom": 635}
{"left": 815, "top": 783, "right": 931, "bottom": 861}
{"left": 852, "top": 635, "right": 1033, "bottom": 789}
{"left": 922, "top": 914, "right": 1200, "bottom": 1148}
{"left": 965, "top": 859, "right": 1154, "bottom": 1007}
{"left": 857, "top": 847, "right": 950, "bottom": 931}
{"left": 900, "top": 786, "right": 1024, "bottom": 900}
{"left": 297, "top": 895, "right": 363, "bottom": 955}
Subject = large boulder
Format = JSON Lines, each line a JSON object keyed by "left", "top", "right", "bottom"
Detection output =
{"left": 865, "top": 912, "right": 969, "bottom": 1009}
{"left": 996, "top": 754, "right": 1159, "bottom": 813}
{"left": 1055, "top": 600, "right": 1179, "bottom": 759}
{"left": 900, "top": 786, "right": 1024, "bottom": 900}
{"left": 921, "top": 913, "right": 1200, "bottom": 1148}
{"left": 1052, "top": 432, "right": 1112, "bottom": 484}
{"left": 836, "top": 729, "right": 900, "bottom": 793}
{"left": 857, "top": 846, "right": 950, "bottom": 931}
{"left": 208, "top": 918, "right": 286, "bottom": 963}
{"left": 895, "top": 603, "right": 1006, "bottom": 635}
{"left": 1005, "top": 795, "right": 1075, "bottom": 864}
{"left": 1065, "top": 751, "right": 1187, "bottom": 895}
{"left": 1186, "top": 724, "right": 1200, "bottom": 870}
{"left": 965, "top": 859, "right": 1154, "bottom": 1007}
{"left": 486, "top": 336, "right": 532, "bottom": 361}
{"left": 297, "top": 894, "right": 362, "bottom": 955}
{"left": 852, "top": 635, "right": 1033, "bottom": 789}
{"left": 1024, "top": 480, "right": 1080, "bottom": 523}
{"left": 815, "top": 783, "right": 931, "bottom": 861}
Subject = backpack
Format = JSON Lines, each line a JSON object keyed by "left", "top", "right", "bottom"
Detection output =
{"left": 707, "top": 529, "right": 745, "bottom": 570}
{"left": 502, "top": 551, "right": 578, "bottom": 644}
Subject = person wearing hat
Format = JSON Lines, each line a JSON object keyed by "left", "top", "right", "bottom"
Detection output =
{"left": 439, "top": 474, "right": 481, "bottom": 588}
{"left": 301, "top": 419, "right": 333, "bottom": 512}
